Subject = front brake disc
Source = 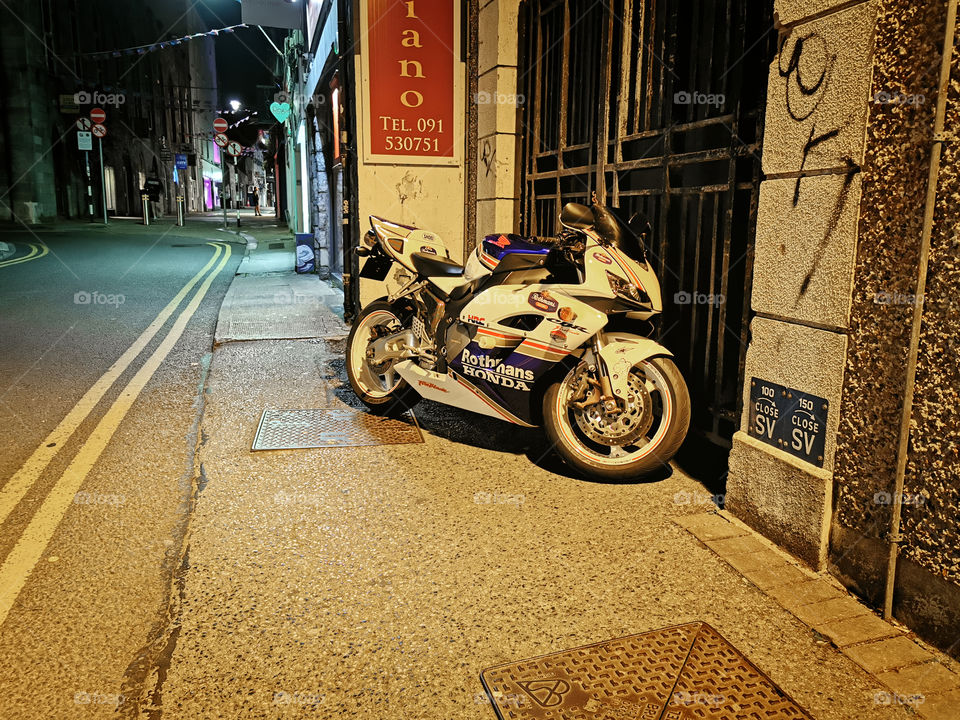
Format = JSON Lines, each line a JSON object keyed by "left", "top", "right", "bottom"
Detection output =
{"left": 572, "top": 371, "right": 651, "bottom": 446}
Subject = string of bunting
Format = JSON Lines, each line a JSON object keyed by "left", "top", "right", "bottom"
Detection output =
{"left": 83, "top": 24, "right": 249, "bottom": 60}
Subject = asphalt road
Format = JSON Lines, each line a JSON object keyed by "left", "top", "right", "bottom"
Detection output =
{"left": 0, "top": 222, "right": 240, "bottom": 717}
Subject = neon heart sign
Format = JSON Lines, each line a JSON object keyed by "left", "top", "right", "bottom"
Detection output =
{"left": 270, "top": 102, "right": 291, "bottom": 122}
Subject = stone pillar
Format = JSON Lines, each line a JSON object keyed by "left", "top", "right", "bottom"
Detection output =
{"left": 726, "top": 0, "right": 881, "bottom": 569}
{"left": 476, "top": 0, "right": 522, "bottom": 242}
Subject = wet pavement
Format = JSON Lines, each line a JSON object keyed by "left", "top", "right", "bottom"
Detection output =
{"left": 0, "top": 213, "right": 940, "bottom": 719}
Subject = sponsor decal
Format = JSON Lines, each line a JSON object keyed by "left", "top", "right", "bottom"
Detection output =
{"left": 549, "top": 327, "right": 567, "bottom": 345}
{"left": 491, "top": 234, "right": 511, "bottom": 248}
{"left": 461, "top": 349, "right": 533, "bottom": 390}
{"left": 558, "top": 306, "right": 577, "bottom": 322}
{"left": 419, "top": 245, "right": 438, "bottom": 255}
{"left": 465, "top": 314, "right": 485, "bottom": 325}
{"left": 592, "top": 250, "right": 613, "bottom": 264}
{"left": 418, "top": 380, "right": 448, "bottom": 392}
{"left": 528, "top": 290, "right": 559, "bottom": 313}
{"left": 545, "top": 317, "right": 588, "bottom": 333}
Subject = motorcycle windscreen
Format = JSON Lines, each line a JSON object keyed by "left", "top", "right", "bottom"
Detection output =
{"left": 594, "top": 205, "right": 650, "bottom": 263}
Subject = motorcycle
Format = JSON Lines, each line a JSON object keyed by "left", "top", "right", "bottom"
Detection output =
{"left": 346, "top": 200, "right": 690, "bottom": 480}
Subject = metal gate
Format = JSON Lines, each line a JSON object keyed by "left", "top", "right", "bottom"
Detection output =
{"left": 517, "top": 0, "right": 775, "bottom": 445}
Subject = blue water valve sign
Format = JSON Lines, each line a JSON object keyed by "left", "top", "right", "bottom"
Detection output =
{"left": 748, "top": 378, "right": 828, "bottom": 468}
{"left": 175, "top": 153, "right": 188, "bottom": 170}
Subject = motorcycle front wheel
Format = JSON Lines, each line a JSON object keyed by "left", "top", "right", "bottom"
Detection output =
{"left": 543, "top": 356, "right": 690, "bottom": 481}
{"left": 345, "top": 301, "right": 421, "bottom": 415}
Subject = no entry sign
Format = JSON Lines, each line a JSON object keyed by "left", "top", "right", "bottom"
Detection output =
{"left": 90, "top": 107, "right": 106, "bottom": 124}
{"left": 213, "top": 117, "right": 228, "bottom": 133}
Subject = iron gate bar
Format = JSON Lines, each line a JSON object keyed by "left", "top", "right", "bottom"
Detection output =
{"left": 517, "top": 0, "right": 775, "bottom": 444}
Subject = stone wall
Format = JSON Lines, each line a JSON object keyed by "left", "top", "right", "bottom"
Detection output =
{"left": 831, "top": 0, "right": 959, "bottom": 657}
{"left": 729, "top": 0, "right": 959, "bottom": 660}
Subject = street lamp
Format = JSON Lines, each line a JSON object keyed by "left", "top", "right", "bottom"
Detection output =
{"left": 229, "top": 99, "right": 241, "bottom": 111}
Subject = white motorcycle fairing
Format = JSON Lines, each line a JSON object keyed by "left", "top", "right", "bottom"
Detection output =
{"left": 367, "top": 216, "right": 674, "bottom": 427}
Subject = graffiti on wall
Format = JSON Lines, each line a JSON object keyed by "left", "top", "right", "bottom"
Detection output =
{"left": 776, "top": 30, "right": 861, "bottom": 299}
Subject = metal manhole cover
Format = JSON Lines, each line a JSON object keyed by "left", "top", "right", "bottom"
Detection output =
{"left": 251, "top": 408, "right": 422, "bottom": 450}
{"left": 480, "top": 622, "right": 812, "bottom": 719}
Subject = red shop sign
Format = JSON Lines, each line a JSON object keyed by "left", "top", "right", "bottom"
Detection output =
{"left": 361, "top": 0, "right": 461, "bottom": 165}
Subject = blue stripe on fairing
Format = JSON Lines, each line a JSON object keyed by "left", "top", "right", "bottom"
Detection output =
{"left": 449, "top": 341, "right": 558, "bottom": 425}
{"left": 482, "top": 234, "right": 552, "bottom": 262}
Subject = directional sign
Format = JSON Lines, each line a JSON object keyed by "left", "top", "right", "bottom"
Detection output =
{"left": 76, "top": 117, "right": 92, "bottom": 131}
{"left": 90, "top": 107, "right": 106, "bottom": 124}
{"left": 213, "top": 117, "right": 229, "bottom": 133}
{"left": 214, "top": 133, "right": 229, "bottom": 148}
{"left": 226, "top": 141, "right": 243, "bottom": 157}
{"left": 92, "top": 123, "right": 107, "bottom": 138}
{"left": 175, "top": 153, "right": 188, "bottom": 170}
{"left": 77, "top": 131, "right": 93, "bottom": 151}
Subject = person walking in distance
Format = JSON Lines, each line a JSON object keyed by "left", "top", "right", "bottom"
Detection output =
{"left": 143, "top": 174, "right": 164, "bottom": 220}
{"left": 253, "top": 185, "right": 262, "bottom": 216}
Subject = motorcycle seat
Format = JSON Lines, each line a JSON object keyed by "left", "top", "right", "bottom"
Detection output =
{"left": 411, "top": 252, "right": 464, "bottom": 277}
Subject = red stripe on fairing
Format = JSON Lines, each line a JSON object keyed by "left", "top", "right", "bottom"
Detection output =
{"left": 606, "top": 246, "right": 644, "bottom": 290}
{"left": 521, "top": 339, "right": 569, "bottom": 355}
{"left": 477, "top": 327, "right": 521, "bottom": 341}
{"left": 479, "top": 252, "right": 499, "bottom": 269}
{"left": 453, "top": 373, "right": 532, "bottom": 426}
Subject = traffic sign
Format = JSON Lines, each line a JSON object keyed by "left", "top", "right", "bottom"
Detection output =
{"left": 77, "top": 131, "right": 93, "bottom": 151}
{"left": 90, "top": 107, "right": 106, "bottom": 124}
{"left": 213, "top": 117, "right": 228, "bottom": 133}
{"left": 226, "top": 141, "right": 242, "bottom": 157}
{"left": 76, "top": 117, "right": 92, "bottom": 131}
{"left": 92, "top": 123, "right": 107, "bottom": 138}
{"left": 214, "top": 133, "right": 229, "bottom": 148}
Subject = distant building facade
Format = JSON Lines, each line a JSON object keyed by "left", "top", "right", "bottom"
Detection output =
{"left": 0, "top": 0, "right": 223, "bottom": 222}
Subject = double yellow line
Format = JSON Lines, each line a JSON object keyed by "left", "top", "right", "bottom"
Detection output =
{"left": 0, "top": 242, "right": 49, "bottom": 269}
{"left": 0, "top": 241, "right": 231, "bottom": 626}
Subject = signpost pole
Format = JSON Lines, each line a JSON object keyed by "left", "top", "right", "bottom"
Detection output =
{"left": 98, "top": 137, "right": 108, "bottom": 225}
{"left": 221, "top": 155, "right": 227, "bottom": 230}
{"left": 84, "top": 151, "right": 93, "bottom": 222}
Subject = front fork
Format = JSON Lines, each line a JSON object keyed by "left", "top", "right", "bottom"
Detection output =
{"left": 591, "top": 332, "right": 620, "bottom": 413}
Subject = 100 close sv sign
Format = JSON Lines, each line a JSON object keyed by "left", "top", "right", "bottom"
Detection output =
{"left": 362, "top": 0, "right": 459, "bottom": 164}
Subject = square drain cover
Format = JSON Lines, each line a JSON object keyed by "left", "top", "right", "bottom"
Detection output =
{"left": 268, "top": 242, "right": 286, "bottom": 249}
{"left": 252, "top": 408, "right": 422, "bottom": 450}
{"left": 480, "top": 622, "right": 812, "bottom": 719}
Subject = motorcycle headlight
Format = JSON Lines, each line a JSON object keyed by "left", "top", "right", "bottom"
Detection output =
{"left": 606, "top": 271, "right": 649, "bottom": 306}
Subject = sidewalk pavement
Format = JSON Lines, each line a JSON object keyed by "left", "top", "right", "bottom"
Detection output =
{"left": 215, "top": 230, "right": 347, "bottom": 344}
{"left": 123, "top": 222, "right": 960, "bottom": 719}
{"left": 0, "top": 208, "right": 285, "bottom": 245}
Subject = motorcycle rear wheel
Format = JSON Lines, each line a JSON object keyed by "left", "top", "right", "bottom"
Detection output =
{"left": 346, "top": 301, "right": 421, "bottom": 416}
{"left": 543, "top": 356, "right": 690, "bottom": 481}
